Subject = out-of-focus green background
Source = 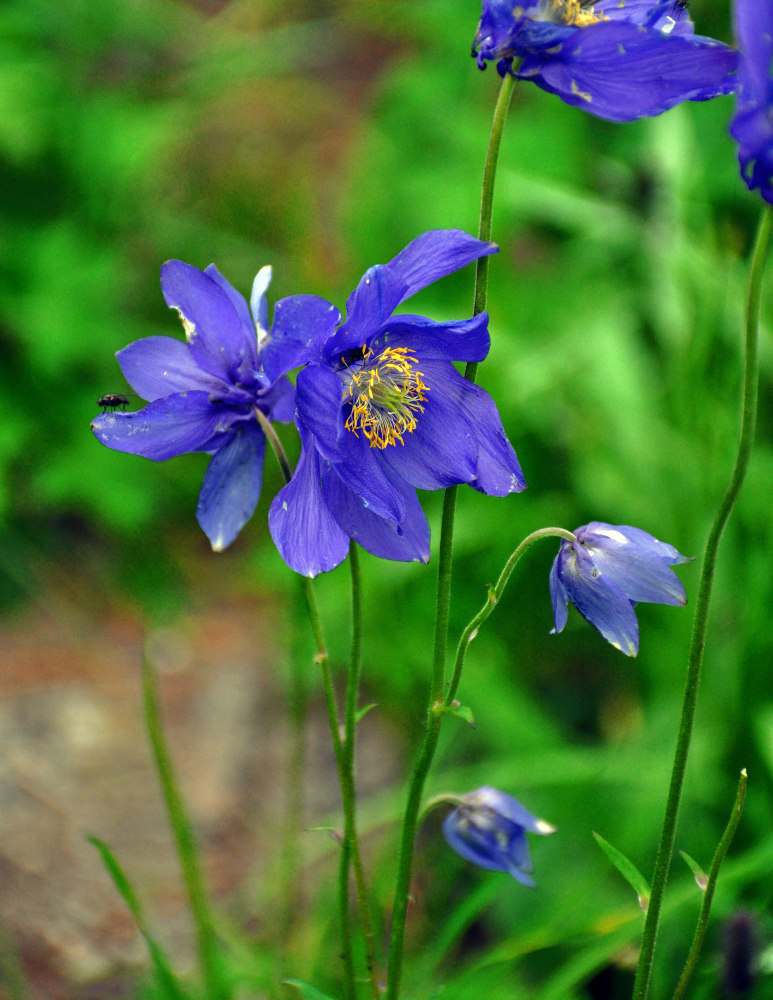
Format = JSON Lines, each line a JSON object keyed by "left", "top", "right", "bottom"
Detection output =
{"left": 2, "top": 0, "right": 773, "bottom": 997}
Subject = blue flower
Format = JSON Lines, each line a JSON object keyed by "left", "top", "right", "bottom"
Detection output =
{"left": 443, "top": 787, "right": 556, "bottom": 887}
{"left": 550, "top": 522, "right": 692, "bottom": 656}
{"left": 730, "top": 0, "right": 773, "bottom": 203}
{"left": 91, "top": 261, "right": 295, "bottom": 551}
{"left": 263, "top": 230, "right": 527, "bottom": 578}
{"left": 473, "top": 0, "right": 738, "bottom": 122}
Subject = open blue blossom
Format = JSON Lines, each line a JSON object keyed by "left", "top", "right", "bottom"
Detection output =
{"left": 263, "top": 229, "right": 527, "bottom": 577}
{"left": 473, "top": 0, "right": 738, "bottom": 122}
{"left": 91, "top": 261, "right": 294, "bottom": 551}
{"left": 443, "top": 787, "right": 556, "bottom": 887}
{"left": 550, "top": 522, "right": 692, "bottom": 656}
{"left": 730, "top": 0, "right": 773, "bottom": 203}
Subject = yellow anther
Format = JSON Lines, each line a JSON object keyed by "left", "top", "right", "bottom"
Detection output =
{"left": 342, "top": 344, "right": 429, "bottom": 449}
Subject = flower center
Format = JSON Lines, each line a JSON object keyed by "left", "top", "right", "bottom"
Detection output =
{"left": 342, "top": 345, "right": 429, "bottom": 449}
{"left": 537, "top": 0, "right": 604, "bottom": 26}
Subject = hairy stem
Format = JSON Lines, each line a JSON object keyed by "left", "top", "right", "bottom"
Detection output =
{"left": 632, "top": 206, "right": 772, "bottom": 1000}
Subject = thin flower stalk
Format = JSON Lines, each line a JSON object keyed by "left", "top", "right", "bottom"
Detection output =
{"left": 447, "top": 527, "right": 576, "bottom": 706}
{"left": 342, "top": 541, "right": 379, "bottom": 1000}
{"left": 384, "top": 72, "right": 517, "bottom": 1000}
{"left": 672, "top": 770, "right": 747, "bottom": 1000}
{"left": 260, "top": 408, "right": 374, "bottom": 999}
{"left": 633, "top": 207, "right": 773, "bottom": 1000}
{"left": 141, "top": 654, "right": 227, "bottom": 1000}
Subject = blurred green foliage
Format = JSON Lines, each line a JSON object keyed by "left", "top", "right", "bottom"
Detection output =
{"left": 2, "top": 0, "right": 773, "bottom": 997}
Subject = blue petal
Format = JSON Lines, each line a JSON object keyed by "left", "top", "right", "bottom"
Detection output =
{"left": 321, "top": 462, "right": 430, "bottom": 564}
{"left": 378, "top": 361, "right": 479, "bottom": 490}
{"left": 332, "top": 428, "right": 408, "bottom": 523}
{"left": 196, "top": 422, "right": 265, "bottom": 552}
{"left": 203, "top": 263, "right": 259, "bottom": 383}
{"left": 428, "top": 366, "right": 526, "bottom": 496}
{"left": 268, "top": 424, "right": 350, "bottom": 577}
{"left": 549, "top": 553, "right": 569, "bottom": 634}
{"left": 578, "top": 523, "right": 690, "bottom": 606}
{"left": 261, "top": 376, "right": 296, "bottom": 424}
{"left": 330, "top": 264, "right": 409, "bottom": 356}
{"left": 464, "top": 787, "right": 551, "bottom": 835}
{"left": 731, "top": 0, "right": 773, "bottom": 203}
{"left": 160, "top": 261, "right": 255, "bottom": 384}
{"left": 385, "top": 230, "right": 498, "bottom": 305}
{"left": 520, "top": 21, "right": 737, "bottom": 122}
{"left": 262, "top": 294, "right": 341, "bottom": 381}
{"left": 443, "top": 809, "right": 510, "bottom": 874}
{"left": 117, "top": 335, "right": 228, "bottom": 402}
{"left": 91, "top": 392, "right": 238, "bottom": 461}
{"left": 296, "top": 364, "right": 346, "bottom": 463}
{"left": 369, "top": 313, "right": 491, "bottom": 364}
{"left": 557, "top": 541, "right": 640, "bottom": 656}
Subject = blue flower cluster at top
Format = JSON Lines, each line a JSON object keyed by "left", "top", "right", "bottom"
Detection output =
{"left": 473, "top": 0, "right": 738, "bottom": 122}
{"left": 92, "top": 230, "right": 527, "bottom": 576}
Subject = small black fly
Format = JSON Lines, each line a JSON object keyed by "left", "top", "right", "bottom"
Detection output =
{"left": 97, "top": 392, "right": 136, "bottom": 412}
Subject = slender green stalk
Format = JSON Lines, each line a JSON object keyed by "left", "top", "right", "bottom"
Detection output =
{"left": 277, "top": 586, "right": 311, "bottom": 947}
{"left": 446, "top": 527, "right": 576, "bottom": 706}
{"left": 141, "top": 654, "right": 226, "bottom": 1000}
{"left": 341, "top": 542, "right": 379, "bottom": 1000}
{"left": 632, "top": 206, "right": 773, "bottom": 1000}
{"left": 301, "top": 575, "right": 357, "bottom": 1000}
{"left": 259, "top": 410, "right": 359, "bottom": 998}
{"left": 384, "top": 72, "right": 517, "bottom": 1000}
{"left": 672, "top": 770, "right": 747, "bottom": 1000}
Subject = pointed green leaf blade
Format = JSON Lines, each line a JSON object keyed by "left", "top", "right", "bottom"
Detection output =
{"left": 283, "top": 979, "right": 339, "bottom": 1000}
{"left": 593, "top": 831, "right": 651, "bottom": 912}
{"left": 679, "top": 850, "right": 708, "bottom": 891}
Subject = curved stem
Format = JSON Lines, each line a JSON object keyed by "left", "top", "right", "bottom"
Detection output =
{"left": 384, "top": 72, "right": 517, "bottom": 1000}
{"left": 632, "top": 206, "right": 773, "bottom": 1000}
{"left": 141, "top": 654, "right": 226, "bottom": 1000}
{"left": 446, "top": 527, "right": 576, "bottom": 706}
{"left": 672, "top": 770, "right": 747, "bottom": 1000}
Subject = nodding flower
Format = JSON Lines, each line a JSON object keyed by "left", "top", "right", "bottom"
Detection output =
{"left": 443, "top": 787, "right": 556, "bottom": 887}
{"left": 550, "top": 522, "right": 692, "bottom": 656}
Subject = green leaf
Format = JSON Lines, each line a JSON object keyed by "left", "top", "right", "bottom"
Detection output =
{"left": 437, "top": 702, "right": 476, "bottom": 728}
{"left": 592, "top": 831, "right": 651, "bottom": 912}
{"left": 283, "top": 979, "right": 339, "bottom": 1000}
{"left": 355, "top": 702, "right": 378, "bottom": 724}
{"left": 88, "top": 836, "right": 189, "bottom": 1000}
{"left": 679, "top": 850, "right": 708, "bottom": 891}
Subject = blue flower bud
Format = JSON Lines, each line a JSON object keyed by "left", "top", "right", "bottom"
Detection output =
{"left": 443, "top": 787, "right": 556, "bottom": 887}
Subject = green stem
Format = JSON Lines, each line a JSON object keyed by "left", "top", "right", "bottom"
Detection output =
{"left": 672, "top": 770, "right": 747, "bottom": 1000}
{"left": 384, "top": 71, "right": 517, "bottom": 1000}
{"left": 277, "top": 586, "right": 311, "bottom": 949}
{"left": 259, "top": 409, "right": 359, "bottom": 998}
{"left": 632, "top": 206, "right": 773, "bottom": 1000}
{"left": 446, "top": 527, "right": 576, "bottom": 707}
{"left": 301, "top": 576, "right": 357, "bottom": 1000}
{"left": 341, "top": 542, "right": 379, "bottom": 1000}
{"left": 141, "top": 654, "right": 226, "bottom": 1000}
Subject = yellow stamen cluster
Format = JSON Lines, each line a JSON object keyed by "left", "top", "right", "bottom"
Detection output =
{"left": 542, "top": 0, "right": 605, "bottom": 26}
{"left": 342, "top": 344, "right": 429, "bottom": 449}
